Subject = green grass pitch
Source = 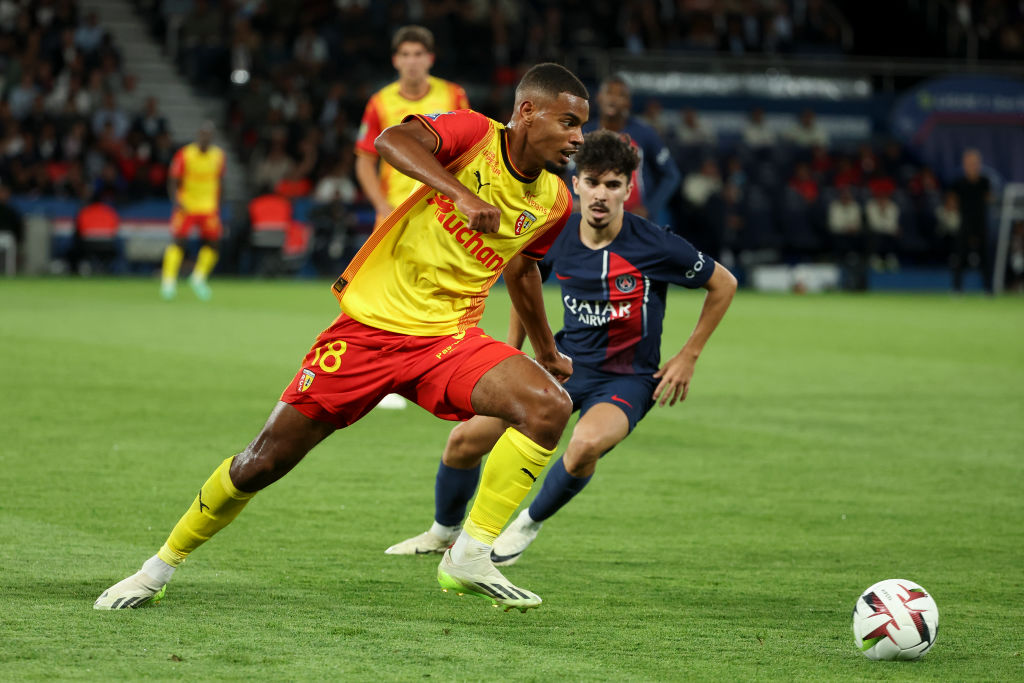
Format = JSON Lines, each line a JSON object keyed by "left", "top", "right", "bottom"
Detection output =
{"left": 1, "top": 278, "right": 1022, "bottom": 680}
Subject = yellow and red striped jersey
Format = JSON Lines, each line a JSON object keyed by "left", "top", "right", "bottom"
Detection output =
{"left": 336, "top": 110, "right": 572, "bottom": 337}
{"left": 169, "top": 143, "right": 225, "bottom": 214}
{"left": 355, "top": 76, "right": 469, "bottom": 208}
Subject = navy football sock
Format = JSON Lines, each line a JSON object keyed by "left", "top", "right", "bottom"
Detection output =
{"left": 434, "top": 461, "right": 480, "bottom": 527}
{"left": 527, "top": 456, "right": 592, "bottom": 522}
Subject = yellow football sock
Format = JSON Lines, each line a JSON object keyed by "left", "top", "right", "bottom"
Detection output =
{"left": 161, "top": 244, "right": 184, "bottom": 284}
{"left": 157, "top": 457, "right": 255, "bottom": 567}
{"left": 193, "top": 245, "right": 219, "bottom": 281}
{"left": 465, "top": 428, "right": 554, "bottom": 544}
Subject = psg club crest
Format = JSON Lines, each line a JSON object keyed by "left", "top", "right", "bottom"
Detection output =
{"left": 615, "top": 274, "right": 637, "bottom": 293}
{"left": 298, "top": 368, "right": 315, "bottom": 392}
{"left": 514, "top": 210, "right": 537, "bottom": 235}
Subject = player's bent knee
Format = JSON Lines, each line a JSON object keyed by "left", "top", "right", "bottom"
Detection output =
{"left": 522, "top": 388, "right": 572, "bottom": 447}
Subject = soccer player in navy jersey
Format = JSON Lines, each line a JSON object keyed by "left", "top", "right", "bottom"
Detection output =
{"left": 582, "top": 74, "right": 680, "bottom": 225}
{"left": 387, "top": 130, "right": 736, "bottom": 563}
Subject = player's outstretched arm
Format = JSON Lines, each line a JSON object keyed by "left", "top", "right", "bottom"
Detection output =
{"left": 654, "top": 261, "right": 737, "bottom": 406}
{"left": 375, "top": 120, "right": 500, "bottom": 233}
{"left": 504, "top": 255, "right": 571, "bottom": 382}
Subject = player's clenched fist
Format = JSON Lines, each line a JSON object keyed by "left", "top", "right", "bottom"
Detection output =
{"left": 455, "top": 192, "right": 501, "bottom": 233}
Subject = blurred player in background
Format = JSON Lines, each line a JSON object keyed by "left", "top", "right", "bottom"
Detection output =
{"left": 96, "top": 63, "right": 588, "bottom": 613}
{"left": 354, "top": 25, "right": 470, "bottom": 410}
{"left": 355, "top": 25, "right": 469, "bottom": 227}
{"left": 161, "top": 121, "right": 225, "bottom": 301}
{"left": 388, "top": 130, "right": 736, "bottom": 564}
{"left": 583, "top": 74, "right": 680, "bottom": 225}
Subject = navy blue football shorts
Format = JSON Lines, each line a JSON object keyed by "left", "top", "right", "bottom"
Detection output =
{"left": 562, "top": 362, "right": 658, "bottom": 433}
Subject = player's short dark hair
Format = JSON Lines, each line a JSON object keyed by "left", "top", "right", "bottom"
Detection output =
{"left": 515, "top": 63, "right": 588, "bottom": 103}
{"left": 573, "top": 130, "right": 640, "bottom": 178}
{"left": 392, "top": 25, "right": 434, "bottom": 53}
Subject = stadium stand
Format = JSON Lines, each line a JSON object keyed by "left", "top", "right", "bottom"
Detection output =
{"left": 4, "top": 0, "right": 1022, "bottom": 290}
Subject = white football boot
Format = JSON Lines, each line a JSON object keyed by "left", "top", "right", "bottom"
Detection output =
{"left": 437, "top": 548, "right": 541, "bottom": 612}
{"left": 385, "top": 525, "right": 459, "bottom": 555}
{"left": 490, "top": 509, "right": 543, "bottom": 566}
{"left": 94, "top": 571, "right": 167, "bottom": 610}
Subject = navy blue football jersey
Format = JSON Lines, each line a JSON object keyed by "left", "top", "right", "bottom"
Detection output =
{"left": 542, "top": 212, "right": 714, "bottom": 375}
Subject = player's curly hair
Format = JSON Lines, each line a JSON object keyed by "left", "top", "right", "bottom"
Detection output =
{"left": 515, "top": 63, "right": 588, "bottom": 104}
{"left": 573, "top": 129, "right": 640, "bottom": 178}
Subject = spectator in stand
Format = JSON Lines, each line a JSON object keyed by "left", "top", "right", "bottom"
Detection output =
{"left": 828, "top": 185, "right": 867, "bottom": 289}
{"left": 292, "top": 24, "right": 328, "bottom": 78}
{"left": 952, "top": 148, "right": 993, "bottom": 292}
{"left": 354, "top": 25, "right": 469, "bottom": 228}
{"left": 74, "top": 11, "right": 105, "bottom": 54}
{"left": 313, "top": 154, "right": 357, "bottom": 207}
{"left": 809, "top": 145, "right": 833, "bottom": 180}
{"left": 788, "top": 162, "right": 819, "bottom": 203}
{"left": 786, "top": 109, "right": 829, "bottom": 148}
{"left": 742, "top": 107, "right": 776, "bottom": 149}
{"left": 91, "top": 91, "right": 129, "bottom": 140}
{"left": 676, "top": 107, "right": 716, "bottom": 147}
{"left": 583, "top": 74, "right": 681, "bottom": 223}
{"left": 250, "top": 128, "right": 295, "bottom": 192}
{"left": 133, "top": 96, "right": 168, "bottom": 139}
{"left": 865, "top": 191, "right": 901, "bottom": 271}
{"left": 832, "top": 157, "right": 862, "bottom": 188}
{"left": 681, "top": 157, "right": 723, "bottom": 252}
{"left": 8, "top": 73, "right": 39, "bottom": 120}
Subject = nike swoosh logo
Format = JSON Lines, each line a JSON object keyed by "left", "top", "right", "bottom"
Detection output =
{"left": 490, "top": 549, "right": 523, "bottom": 564}
{"left": 555, "top": 273, "right": 571, "bottom": 280}
{"left": 521, "top": 467, "right": 537, "bottom": 482}
{"left": 610, "top": 394, "right": 633, "bottom": 408}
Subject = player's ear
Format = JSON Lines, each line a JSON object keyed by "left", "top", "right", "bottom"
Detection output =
{"left": 625, "top": 180, "right": 635, "bottom": 201}
{"left": 519, "top": 99, "right": 536, "bottom": 126}
{"left": 571, "top": 174, "right": 580, "bottom": 193}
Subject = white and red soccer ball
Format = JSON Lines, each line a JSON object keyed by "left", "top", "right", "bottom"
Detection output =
{"left": 852, "top": 579, "right": 939, "bottom": 661}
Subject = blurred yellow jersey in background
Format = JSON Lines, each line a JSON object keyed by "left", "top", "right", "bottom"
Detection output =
{"left": 170, "top": 143, "right": 225, "bottom": 214}
{"left": 355, "top": 76, "right": 469, "bottom": 208}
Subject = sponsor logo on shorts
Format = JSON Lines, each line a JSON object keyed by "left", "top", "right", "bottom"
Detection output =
{"left": 298, "top": 368, "right": 315, "bottom": 392}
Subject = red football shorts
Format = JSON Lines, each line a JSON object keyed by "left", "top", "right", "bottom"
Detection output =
{"left": 280, "top": 313, "right": 524, "bottom": 428}
{"left": 171, "top": 209, "right": 222, "bottom": 241}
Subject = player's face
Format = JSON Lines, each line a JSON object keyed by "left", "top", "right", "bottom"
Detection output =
{"left": 392, "top": 42, "right": 433, "bottom": 82}
{"left": 573, "top": 169, "right": 632, "bottom": 231}
{"left": 527, "top": 92, "right": 588, "bottom": 173}
{"left": 597, "top": 82, "right": 630, "bottom": 120}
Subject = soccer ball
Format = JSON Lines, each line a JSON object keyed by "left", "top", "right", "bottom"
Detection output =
{"left": 851, "top": 579, "right": 939, "bottom": 661}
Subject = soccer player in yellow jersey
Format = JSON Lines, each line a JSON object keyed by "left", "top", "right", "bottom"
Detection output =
{"left": 355, "top": 26, "right": 468, "bottom": 410}
{"left": 96, "top": 63, "right": 589, "bottom": 612}
{"left": 161, "top": 121, "right": 225, "bottom": 301}
{"left": 354, "top": 25, "right": 469, "bottom": 227}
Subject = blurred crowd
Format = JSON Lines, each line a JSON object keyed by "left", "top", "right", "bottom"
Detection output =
{"left": 2, "top": 0, "right": 1021, "bottom": 288}
{"left": 0, "top": 0, "right": 175, "bottom": 201}
{"left": 949, "top": 0, "right": 1024, "bottom": 59}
